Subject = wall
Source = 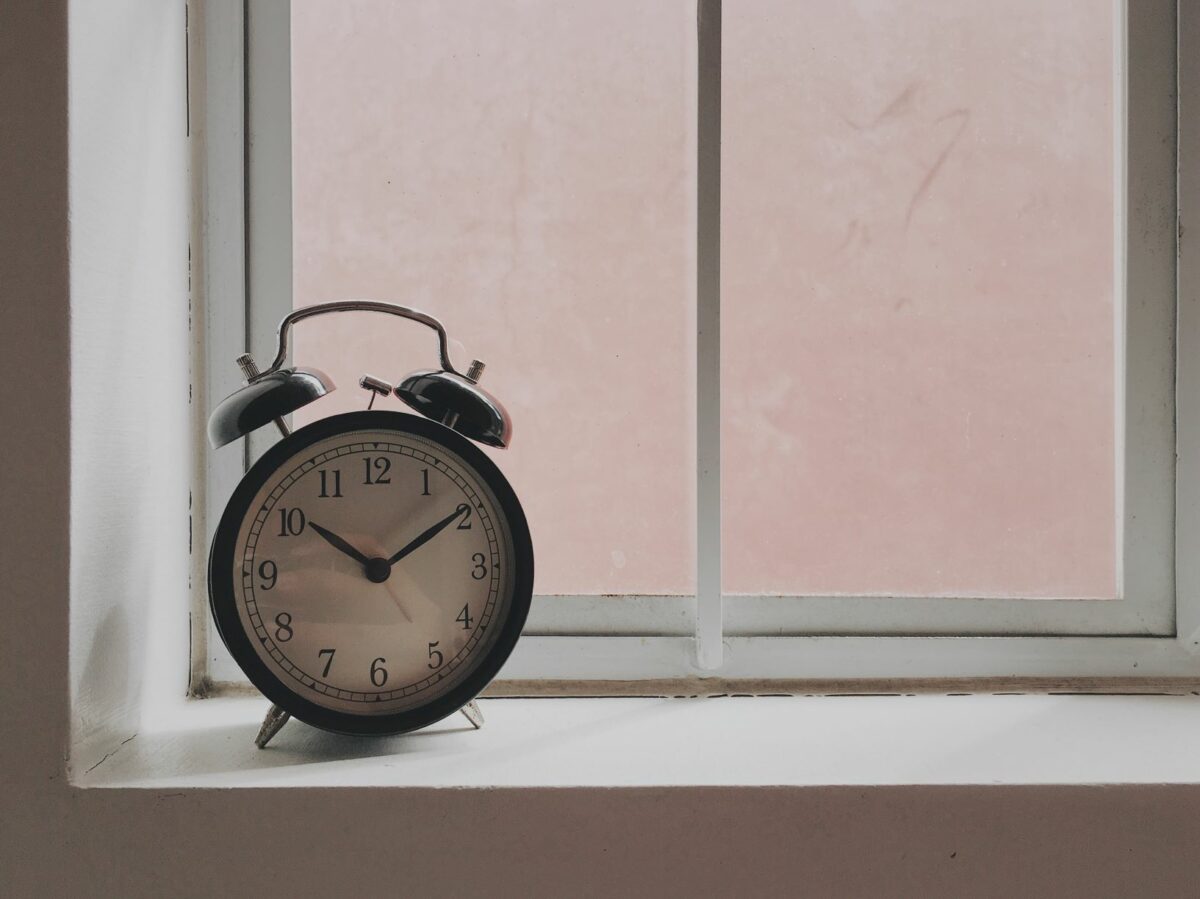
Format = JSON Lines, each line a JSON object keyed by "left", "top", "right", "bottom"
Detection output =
{"left": 1, "top": 1, "right": 1198, "bottom": 896}
{"left": 66, "top": 0, "right": 192, "bottom": 762}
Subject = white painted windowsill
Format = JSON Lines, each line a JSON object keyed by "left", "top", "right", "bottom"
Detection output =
{"left": 77, "top": 692, "right": 1200, "bottom": 789}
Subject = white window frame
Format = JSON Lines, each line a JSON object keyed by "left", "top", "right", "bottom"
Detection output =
{"left": 195, "top": 0, "right": 1199, "bottom": 690}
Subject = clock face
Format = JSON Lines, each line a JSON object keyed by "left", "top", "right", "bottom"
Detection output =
{"left": 209, "top": 411, "right": 533, "bottom": 734}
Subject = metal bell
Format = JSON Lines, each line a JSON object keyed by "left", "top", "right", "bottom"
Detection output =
{"left": 395, "top": 369, "right": 512, "bottom": 448}
{"left": 208, "top": 367, "right": 334, "bottom": 448}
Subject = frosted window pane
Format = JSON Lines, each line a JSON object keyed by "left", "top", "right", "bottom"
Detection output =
{"left": 291, "top": 0, "right": 696, "bottom": 595}
{"left": 722, "top": 0, "right": 1117, "bottom": 598}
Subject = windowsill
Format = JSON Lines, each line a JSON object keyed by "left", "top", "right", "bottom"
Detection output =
{"left": 76, "top": 692, "right": 1200, "bottom": 789}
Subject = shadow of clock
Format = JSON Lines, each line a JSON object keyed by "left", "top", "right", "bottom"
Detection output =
{"left": 234, "top": 715, "right": 483, "bottom": 768}
{"left": 264, "top": 717, "right": 481, "bottom": 758}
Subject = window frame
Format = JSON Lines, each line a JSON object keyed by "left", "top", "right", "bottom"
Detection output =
{"left": 196, "top": 0, "right": 1199, "bottom": 689}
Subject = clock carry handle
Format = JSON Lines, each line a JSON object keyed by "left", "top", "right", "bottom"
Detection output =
{"left": 207, "top": 299, "right": 513, "bottom": 450}
{"left": 260, "top": 300, "right": 466, "bottom": 379}
{"left": 270, "top": 300, "right": 511, "bottom": 448}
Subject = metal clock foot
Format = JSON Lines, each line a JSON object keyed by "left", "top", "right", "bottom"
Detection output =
{"left": 255, "top": 704, "right": 291, "bottom": 749}
{"left": 460, "top": 700, "right": 485, "bottom": 729}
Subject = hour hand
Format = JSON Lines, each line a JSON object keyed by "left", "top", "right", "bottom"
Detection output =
{"left": 309, "top": 521, "right": 371, "bottom": 566}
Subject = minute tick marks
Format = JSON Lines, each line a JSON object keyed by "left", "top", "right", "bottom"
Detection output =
{"left": 211, "top": 407, "right": 530, "bottom": 738}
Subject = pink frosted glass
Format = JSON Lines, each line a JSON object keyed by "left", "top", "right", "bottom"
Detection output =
{"left": 290, "top": 1, "right": 695, "bottom": 596}
{"left": 722, "top": 0, "right": 1117, "bottom": 598}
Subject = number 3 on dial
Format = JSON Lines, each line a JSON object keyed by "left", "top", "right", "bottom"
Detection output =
{"left": 471, "top": 553, "right": 488, "bottom": 580}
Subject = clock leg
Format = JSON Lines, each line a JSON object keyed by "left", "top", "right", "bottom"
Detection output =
{"left": 255, "top": 703, "right": 291, "bottom": 748}
{"left": 460, "top": 700, "right": 484, "bottom": 729}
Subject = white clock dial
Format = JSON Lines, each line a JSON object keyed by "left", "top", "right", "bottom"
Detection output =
{"left": 230, "top": 426, "right": 516, "bottom": 716}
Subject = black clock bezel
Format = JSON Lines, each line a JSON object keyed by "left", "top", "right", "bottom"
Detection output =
{"left": 208, "top": 410, "right": 534, "bottom": 737}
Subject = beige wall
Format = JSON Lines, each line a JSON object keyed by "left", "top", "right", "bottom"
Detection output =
{"left": 2, "top": 2, "right": 1198, "bottom": 896}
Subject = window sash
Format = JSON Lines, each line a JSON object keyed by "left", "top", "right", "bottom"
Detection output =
{"left": 694, "top": 0, "right": 1176, "bottom": 640}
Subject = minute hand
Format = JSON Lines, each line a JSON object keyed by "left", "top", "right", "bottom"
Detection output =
{"left": 388, "top": 504, "right": 469, "bottom": 565}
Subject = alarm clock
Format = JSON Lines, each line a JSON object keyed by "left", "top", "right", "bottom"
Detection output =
{"left": 207, "top": 301, "right": 534, "bottom": 746}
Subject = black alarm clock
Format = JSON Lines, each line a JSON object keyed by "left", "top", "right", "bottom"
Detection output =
{"left": 207, "top": 301, "right": 534, "bottom": 746}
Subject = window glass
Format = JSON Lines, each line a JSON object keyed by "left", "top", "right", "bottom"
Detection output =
{"left": 722, "top": 0, "right": 1117, "bottom": 598}
{"left": 291, "top": 0, "right": 697, "bottom": 596}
